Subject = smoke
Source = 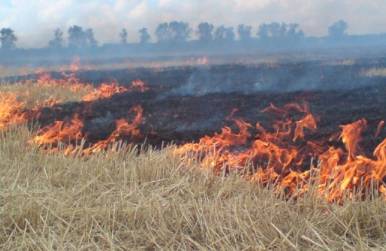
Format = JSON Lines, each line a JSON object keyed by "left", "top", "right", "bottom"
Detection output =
{"left": 168, "top": 67, "right": 262, "bottom": 96}
{"left": 2, "top": 0, "right": 386, "bottom": 47}
{"left": 165, "top": 61, "right": 385, "bottom": 97}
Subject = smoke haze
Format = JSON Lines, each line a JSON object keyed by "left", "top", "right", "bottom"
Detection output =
{"left": 1, "top": 0, "right": 386, "bottom": 48}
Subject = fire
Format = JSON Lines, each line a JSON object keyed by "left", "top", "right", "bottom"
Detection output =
{"left": 293, "top": 113, "right": 317, "bottom": 141}
{"left": 34, "top": 58, "right": 97, "bottom": 94}
{"left": 35, "top": 60, "right": 149, "bottom": 103}
{"left": 0, "top": 81, "right": 72, "bottom": 131}
{"left": 2, "top": 68, "right": 385, "bottom": 203}
{"left": 82, "top": 105, "right": 143, "bottom": 155}
{"left": 196, "top": 56, "right": 209, "bottom": 65}
{"left": 82, "top": 80, "right": 149, "bottom": 102}
{"left": 3, "top": 62, "right": 147, "bottom": 153}
{"left": 82, "top": 82, "right": 128, "bottom": 102}
{"left": 339, "top": 119, "right": 367, "bottom": 161}
{"left": 175, "top": 103, "right": 386, "bottom": 202}
{"left": 129, "top": 79, "right": 149, "bottom": 92}
{"left": 32, "top": 114, "right": 84, "bottom": 147}
{"left": 69, "top": 56, "right": 81, "bottom": 73}
{"left": 0, "top": 66, "right": 89, "bottom": 132}
{"left": 174, "top": 119, "right": 251, "bottom": 170}
{"left": 318, "top": 135, "right": 386, "bottom": 202}
{"left": 175, "top": 103, "right": 314, "bottom": 173}
{"left": 36, "top": 71, "right": 92, "bottom": 93}
{"left": 0, "top": 93, "right": 27, "bottom": 130}
{"left": 30, "top": 105, "right": 144, "bottom": 156}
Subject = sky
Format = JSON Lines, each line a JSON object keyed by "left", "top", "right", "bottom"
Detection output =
{"left": 1, "top": 0, "right": 386, "bottom": 48}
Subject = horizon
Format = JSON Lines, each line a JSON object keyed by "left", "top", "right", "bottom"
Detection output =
{"left": 1, "top": 0, "right": 386, "bottom": 48}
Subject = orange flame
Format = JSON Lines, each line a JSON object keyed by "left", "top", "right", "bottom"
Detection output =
{"left": 32, "top": 115, "right": 84, "bottom": 147}
{"left": 318, "top": 134, "right": 386, "bottom": 202}
{"left": 82, "top": 80, "right": 149, "bottom": 102}
{"left": 36, "top": 70, "right": 92, "bottom": 93}
{"left": 0, "top": 93, "right": 27, "bottom": 130}
{"left": 82, "top": 105, "right": 143, "bottom": 155}
{"left": 2, "top": 73, "right": 385, "bottom": 203}
{"left": 293, "top": 113, "right": 317, "bottom": 141}
{"left": 176, "top": 103, "right": 386, "bottom": 202}
{"left": 129, "top": 80, "right": 149, "bottom": 92}
{"left": 82, "top": 82, "right": 128, "bottom": 102}
{"left": 29, "top": 104, "right": 143, "bottom": 156}
{"left": 339, "top": 119, "right": 367, "bottom": 161}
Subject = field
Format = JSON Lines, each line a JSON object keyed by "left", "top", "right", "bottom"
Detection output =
{"left": 0, "top": 59, "right": 386, "bottom": 250}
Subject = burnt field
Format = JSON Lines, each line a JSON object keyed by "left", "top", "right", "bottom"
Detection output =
{"left": 24, "top": 59, "right": 386, "bottom": 150}
{"left": 1, "top": 57, "right": 386, "bottom": 249}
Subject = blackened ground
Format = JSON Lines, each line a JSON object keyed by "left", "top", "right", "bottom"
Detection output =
{"left": 8, "top": 60, "right": 382, "bottom": 153}
{"left": 34, "top": 80, "right": 386, "bottom": 155}
{"left": 8, "top": 56, "right": 386, "bottom": 93}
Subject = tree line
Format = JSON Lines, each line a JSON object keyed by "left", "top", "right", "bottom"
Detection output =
{"left": 0, "top": 20, "right": 350, "bottom": 50}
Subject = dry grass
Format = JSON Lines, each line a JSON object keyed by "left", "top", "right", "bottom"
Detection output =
{"left": 0, "top": 127, "right": 385, "bottom": 250}
{"left": 0, "top": 82, "right": 89, "bottom": 108}
{"left": 0, "top": 81, "right": 386, "bottom": 250}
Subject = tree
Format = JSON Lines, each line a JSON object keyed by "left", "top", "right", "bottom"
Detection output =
{"left": 169, "top": 21, "right": 191, "bottom": 42}
{"left": 328, "top": 20, "right": 348, "bottom": 38}
{"left": 155, "top": 21, "right": 191, "bottom": 43}
{"left": 68, "top": 25, "right": 87, "bottom": 48}
{"left": 48, "top": 28, "right": 64, "bottom": 48}
{"left": 155, "top": 23, "right": 169, "bottom": 43}
{"left": 0, "top": 28, "right": 17, "bottom": 49}
{"left": 138, "top": 28, "right": 151, "bottom": 44}
{"left": 197, "top": 22, "right": 214, "bottom": 42}
{"left": 257, "top": 24, "right": 269, "bottom": 40}
{"left": 68, "top": 25, "right": 98, "bottom": 48}
{"left": 85, "top": 28, "right": 98, "bottom": 47}
{"left": 257, "top": 22, "right": 304, "bottom": 41}
{"left": 287, "top": 23, "right": 304, "bottom": 39}
{"left": 214, "top": 26, "right": 235, "bottom": 42}
{"left": 238, "top": 24, "right": 252, "bottom": 41}
{"left": 268, "top": 22, "right": 283, "bottom": 38}
{"left": 120, "top": 28, "right": 128, "bottom": 44}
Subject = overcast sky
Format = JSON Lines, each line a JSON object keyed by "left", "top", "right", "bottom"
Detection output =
{"left": 1, "top": 0, "right": 386, "bottom": 48}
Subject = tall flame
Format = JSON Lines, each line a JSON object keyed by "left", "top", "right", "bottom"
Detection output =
{"left": 2, "top": 72, "right": 385, "bottom": 203}
{"left": 0, "top": 93, "right": 27, "bottom": 130}
{"left": 339, "top": 119, "right": 367, "bottom": 161}
{"left": 175, "top": 103, "right": 386, "bottom": 202}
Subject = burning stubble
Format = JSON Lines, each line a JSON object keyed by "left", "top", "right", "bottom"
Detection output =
{"left": 1, "top": 66, "right": 385, "bottom": 203}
